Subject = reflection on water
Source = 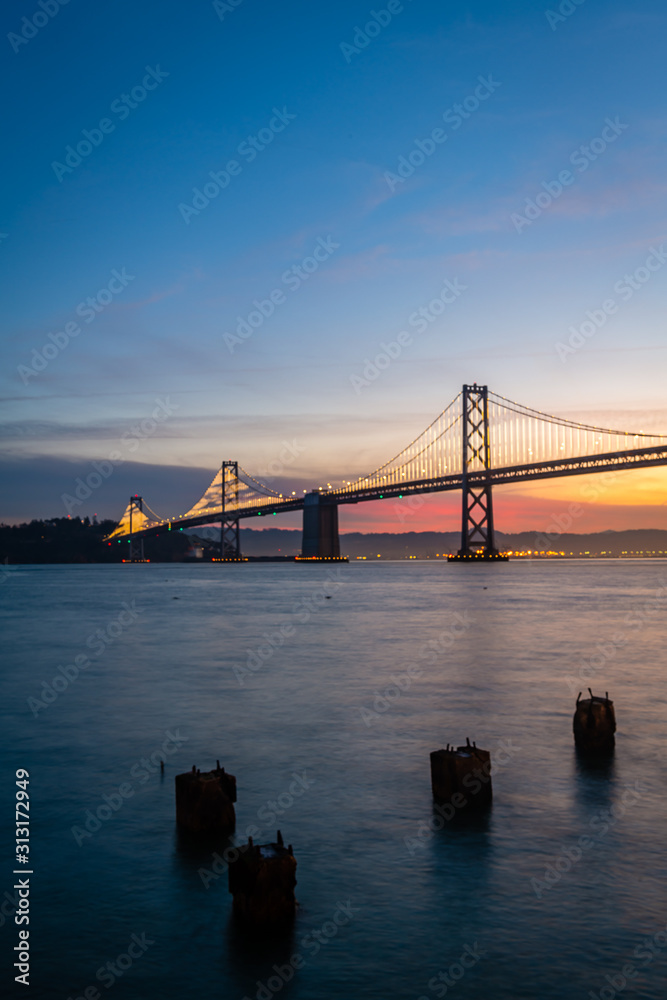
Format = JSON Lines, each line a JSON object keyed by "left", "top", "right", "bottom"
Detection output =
{"left": 1, "top": 561, "right": 666, "bottom": 999}
{"left": 225, "top": 914, "right": 298, "bottom": 994}
{"left": 573, "top": 747, "right": 617, "bottom": 813}
{"left": 172, "top": 826, "right": 237, "bottom": 884}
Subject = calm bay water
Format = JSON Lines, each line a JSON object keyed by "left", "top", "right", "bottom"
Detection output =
{"left": 2, "top": 560, "right": 666, "bottom": 999}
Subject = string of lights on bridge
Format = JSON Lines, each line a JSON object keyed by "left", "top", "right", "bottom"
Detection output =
{"left": 107, "top": 388, "right": 667, "bottom": 540}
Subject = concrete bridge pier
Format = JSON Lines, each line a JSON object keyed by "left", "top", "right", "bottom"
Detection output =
{"left": 300, "top": 492, "right": 342, "bottom": 560}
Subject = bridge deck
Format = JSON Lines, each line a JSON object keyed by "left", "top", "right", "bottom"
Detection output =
{"left": 119, "top": 444, "right": 667, "bottom": 539}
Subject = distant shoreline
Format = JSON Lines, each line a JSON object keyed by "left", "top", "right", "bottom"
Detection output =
{"left": 2, "top": 518, "right": 666, "bottom": 564}
{"left": 3, "top": 555, "right": 667, "bottom": 567}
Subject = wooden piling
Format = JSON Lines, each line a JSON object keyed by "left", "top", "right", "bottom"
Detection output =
{"left": 573, "top": 690, "right": 616, "bottom": 753}
{"left": 228, "top": 830, "right": 297, "bottom": 925}
{"left": 174, "top": 762, "right": 237, "bottom": 834}
{"left": 430, "top": 738, "right": 492, "bottom": 810}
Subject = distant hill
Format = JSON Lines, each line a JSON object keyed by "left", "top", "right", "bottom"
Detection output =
{"left": 495, "top": 529, "right": 667, "bottom": 558}
{"left": 1, "top": 519, "right": 666, "bottom": 563}
{"left": 196, "top": 526, "right": 667, "bottom": 559}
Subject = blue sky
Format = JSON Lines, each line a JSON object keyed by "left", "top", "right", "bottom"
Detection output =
{"left": 2, "top": 0, "right": 666, "bottom": 529}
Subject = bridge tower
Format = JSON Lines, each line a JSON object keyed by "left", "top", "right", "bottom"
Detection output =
{"left": 450, "top": 384, "right": 507, "bottom": 561}
{"left": 220, "top": 461, "right": 242, "bottom": 561}
{"left": 128, "top": 496, "right": 145, "bottom": 562}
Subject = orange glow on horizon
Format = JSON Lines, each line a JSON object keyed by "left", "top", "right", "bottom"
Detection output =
{"left": 331, "top": 473, "right": 667, "bottom": 535}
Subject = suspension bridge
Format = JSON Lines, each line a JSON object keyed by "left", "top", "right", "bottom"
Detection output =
{"left": 106, "top": 385, "right": 667, "bottom": 562}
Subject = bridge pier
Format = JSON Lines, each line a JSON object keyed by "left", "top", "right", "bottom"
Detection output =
{"left": 299, "top": 492, "right": 344, "bottom": 561}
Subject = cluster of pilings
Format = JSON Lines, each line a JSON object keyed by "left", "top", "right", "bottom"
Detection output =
{"left": 428, "top": 691, "right": 616, "bottom": 822}
{"left": 175, "top": 762, "right": 297, "bottom": 926}
{"left": 175, "top": 691, "right": 616, "bottom": 923}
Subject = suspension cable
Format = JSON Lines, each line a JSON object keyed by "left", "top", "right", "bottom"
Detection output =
{"left": 489, "top": 391, "right": 667, "bottom": 439}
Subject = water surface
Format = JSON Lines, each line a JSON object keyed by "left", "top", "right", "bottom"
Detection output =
{"left": 1, "top": 561, "right": 666, "bottom": 998}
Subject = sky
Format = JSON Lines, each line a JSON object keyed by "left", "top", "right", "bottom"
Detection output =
{"left": 1, "top": 0, "right": 666, "bottom": 534}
